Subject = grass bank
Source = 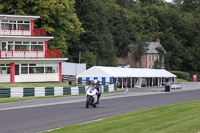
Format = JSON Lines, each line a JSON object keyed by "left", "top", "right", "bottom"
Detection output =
{"left": 44, "top": 99, "right": 200, "bottom": 133}
{"left": 0, "top": 82, "right": 70, "bottom": 88}
{"left": 0, "top": 90, "right": 124, "bottom": 103}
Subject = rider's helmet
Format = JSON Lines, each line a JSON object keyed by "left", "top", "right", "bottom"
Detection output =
{"left": 94, "top": 79, "right": 98, "bottom": 84}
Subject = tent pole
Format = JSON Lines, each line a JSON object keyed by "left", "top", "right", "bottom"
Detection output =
{"left": 122, "top": 78, "right": 124, "bottom": 89}
{"left": 131, "top": 78, "right": 132, "bottom": 88}
{"left": 126, "top": 78, "right": 127, "bottom": 88}
{"left": 146, "top": 78, "right": 147, "bottom": 87}
{"left": 134, "top": 78, "right": 136, "bottom": 88}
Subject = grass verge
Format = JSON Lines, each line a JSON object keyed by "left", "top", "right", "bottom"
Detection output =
{"left": 44, "top": 99, "right": 200, "bottom": 133}
{"left": 0, "top": 90, "right": 124, "bottom": 103}
{"left": 103, "top": 90, "right": 124, "bottom": 94}
{"left": 0, "top": 95, "right": 71, "bottom": 103}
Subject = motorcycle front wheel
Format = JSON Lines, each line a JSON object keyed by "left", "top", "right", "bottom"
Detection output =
{"left": 86, "top": 97, "right": 90, "bottom": 108}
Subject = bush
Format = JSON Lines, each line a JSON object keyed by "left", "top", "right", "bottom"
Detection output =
{"left": 170, "top": 71, "right": 190, "bottom": 79}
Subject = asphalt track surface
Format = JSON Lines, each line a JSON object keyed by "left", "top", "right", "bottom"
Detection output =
{"left": 0, "top": 89, "right": 200, "bottom": 133}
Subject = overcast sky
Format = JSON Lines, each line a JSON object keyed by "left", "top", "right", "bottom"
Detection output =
{"left": 165, "top": 0, "right": 173, "bottom": 3}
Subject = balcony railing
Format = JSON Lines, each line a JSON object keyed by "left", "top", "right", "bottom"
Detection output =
{"left": 0, "top": 49, "right": 61, "bottom": 58}
{"left": 0, "top": 27, "right": 46, "bottom": 36}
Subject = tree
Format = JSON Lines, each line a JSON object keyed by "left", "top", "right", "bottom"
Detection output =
{"left": 0, "top": 0, "right": 84, "bottom": 57}
{"left": 131, "top": 34, "right": 149, "bottom": 68}
{"left": 154, "top": 47, "right": 165, "bottom": 69}
{"left": 73, "top": 0, "right": 118, "bottom": 67}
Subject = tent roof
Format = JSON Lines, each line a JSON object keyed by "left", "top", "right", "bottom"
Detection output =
{"left": 77, "top": 66, "right": 177, "bottom": 78}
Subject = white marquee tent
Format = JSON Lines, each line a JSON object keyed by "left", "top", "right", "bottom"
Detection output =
{"left": 77, "top": 66, "right": 177, "bottom": 88}
{"left": 77, "top": 66, "right": 176, "bottom": 78}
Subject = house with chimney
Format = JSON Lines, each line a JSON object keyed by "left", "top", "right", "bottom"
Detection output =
{"left": 117, "top": 38, "right": 165, "bottom": 69}
{"left": 0, "top": 14, "right": 68, "bottom": 83}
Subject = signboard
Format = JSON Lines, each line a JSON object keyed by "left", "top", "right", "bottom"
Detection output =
{"left": 193, "top": 75, "right": 197, "bottom": 82}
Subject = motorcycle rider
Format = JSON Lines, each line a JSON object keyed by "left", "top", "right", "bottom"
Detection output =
{"left": 93, "top": 79, "right": 102, "bottom": 104}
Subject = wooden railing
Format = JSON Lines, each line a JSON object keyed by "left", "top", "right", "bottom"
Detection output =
{"left": 0, "top": 49, "right": 61, "bottom": 58}
{"left": 0, "top": 27, "right": 46, "bottom": 36}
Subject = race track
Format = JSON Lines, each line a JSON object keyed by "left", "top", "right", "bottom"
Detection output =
{"left": 0, "top": 89, "right": 199, "bottom": 133}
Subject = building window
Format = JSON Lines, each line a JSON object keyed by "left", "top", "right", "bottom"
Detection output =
{"left": 44, "top": 63, "right": 58, "bottom": 73}
{"left": 8, "top": 42, "right": 14, "bottom": 50}
{"left": 156, "top": 55, "right": 159, "bottom": 59}
{"left": 1, "top": 20, "right": 30, "bottom": 30}
{"left": 20, "top": 63, "right": 59, "bottom": 74}
{"left": 149, "top": 55, "right": 151, "bottom": 61}
{"left": 45, "top": 67, "right": 58, "bottom": 73}
{"left": 152, "top": 55, "right": 154, "bottom": 61}
{"left": 15, "top": 45, "right": 29, "bottom": 50}
{"left": 1, "top": 41, "right": 44, "bottom": 51}
{"left": 18, "top": 24, "right": 29, "bottom": 29}
{"left": 29, "top": 67, "right": 44, "bottom": 74}
{"left": 31, "top": 42, "right": 44, "bottom": 51}
{"left": 0, "top": 64, "right": 10, "bottom": 74}
{"left": 21, "top": 65, "right": 28, "bottom": 74}
{"left": 31, "top": 45, "right": 43, "bottom": 50}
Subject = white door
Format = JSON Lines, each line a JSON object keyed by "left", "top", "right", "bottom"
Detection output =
{"left": 15, "top": 64, "right": 20, "bottom": 82}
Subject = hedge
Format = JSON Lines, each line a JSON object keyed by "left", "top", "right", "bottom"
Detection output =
{"left": 170, "top": 71, "right": 190, "bottom": 79}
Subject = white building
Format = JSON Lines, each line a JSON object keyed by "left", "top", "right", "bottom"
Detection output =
{"left": 62, "top": 62, "right": 86, "bottom": 76}
{"left": 0, "top": 14, "right": 68, "bottom": 83}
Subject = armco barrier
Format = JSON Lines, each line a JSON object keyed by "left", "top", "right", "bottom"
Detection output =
{"left": 0, "top": 84, "right": 117, "bottom": 98}
{"left": 34, "top": 87, "right": 45, "bottom": 97}
{"left": 45, "top": 87, "right": 54, "bottom": 96}
{"left": 0, "top": 88, "right": 10, "bottom": 98}
{"left": 103, "top": 85, "right": 109, "bottom": 92}
{"left": 24, "top": 88, "right": 34, "bottom": 97}
{"left": 54, "top": 87, "right": 63, "bottom": 96}
{"left": 79, "top": 86, "right": 85, "bottom": 94}
{"left": 63, "top": 87, "right": 71, "bottom": 95}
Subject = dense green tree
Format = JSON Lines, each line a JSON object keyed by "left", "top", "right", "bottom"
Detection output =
{"left": 0, "top": 0, "right": 200, "bottom": 72}
{"left": 0, "top": 0, "right": 84, "bottom": 57}
{"left": 72, "top": 0, "right": 118, "bottom": 67}
{"left": 131, "top": 34, "right": 149, "bottom": 68}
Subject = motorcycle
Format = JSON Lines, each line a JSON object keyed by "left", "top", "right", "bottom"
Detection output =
{"left": 86, "top": 85, "right": 99, "bottom": 108}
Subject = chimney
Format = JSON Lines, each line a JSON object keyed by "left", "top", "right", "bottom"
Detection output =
{"left": 156, "top": 38, "right": 160, "bottom": 44}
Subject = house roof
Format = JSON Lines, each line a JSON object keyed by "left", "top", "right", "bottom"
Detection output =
{"left": 77, "top": 66, "right": 177, "bottom": 78}
{"left": 146, "top": 42, "right": 166, "bottom": 54}
{"left": 0, "top": 36, "right": 54, "bottom": 41}
{"left": 0, "top": 14, "right": 40, "bottom": 21}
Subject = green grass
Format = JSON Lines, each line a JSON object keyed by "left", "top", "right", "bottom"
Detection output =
{"left": 177, "top": 78, "right": 188, "bottom": 82}
{"left": 0, "top": 95, "right": 72, "bottom": 103}
{"left": 103, "top": 90, "right": 124, "bottom": 94}
{"left": 0, "top": 82, "right": 71, "bottom": 88}
{"left": 0, "top": 90, "right": 123, "bottom": 103}
{"left": 44, "top": 99, "right": 200, "bottom": 133}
